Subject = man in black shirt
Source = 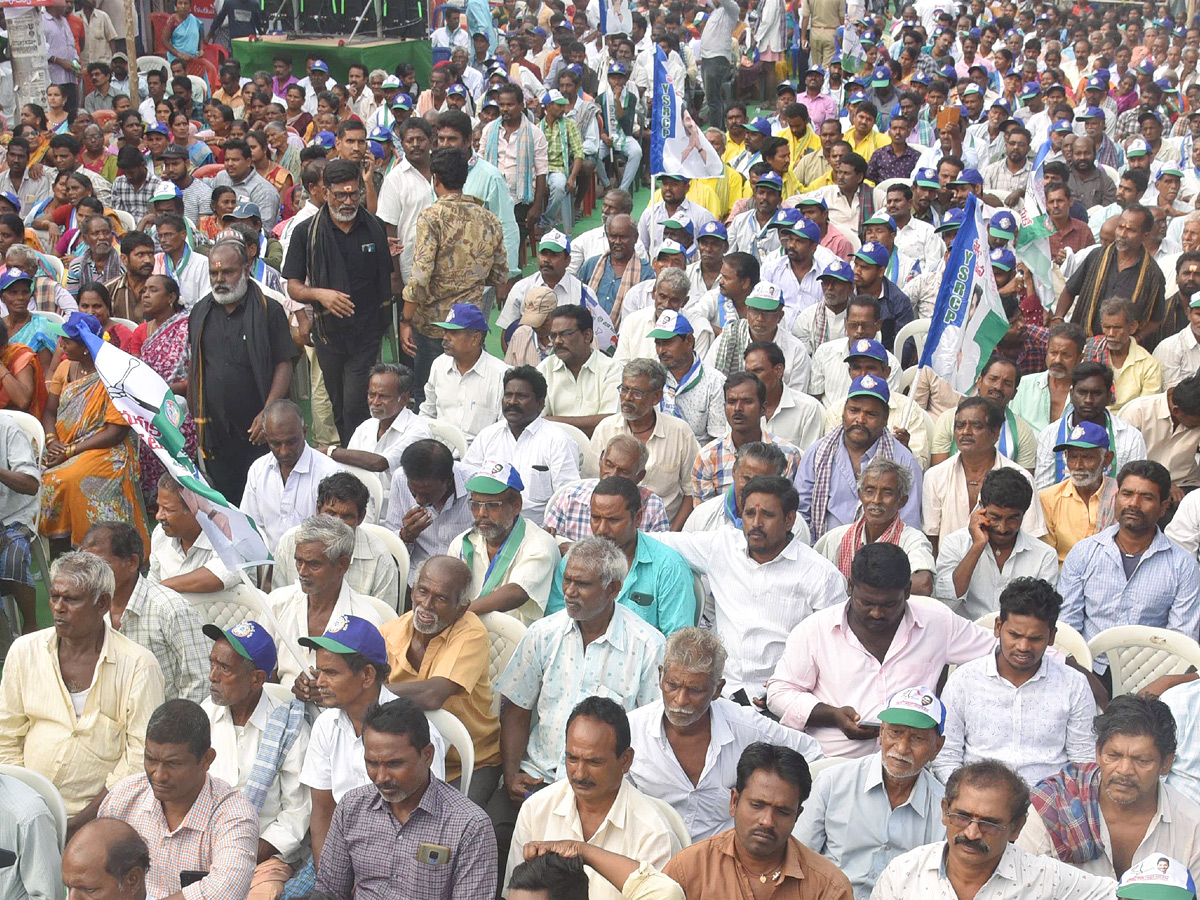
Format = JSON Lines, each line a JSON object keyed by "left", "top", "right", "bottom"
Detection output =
{"left": 283, "top": 158, "right": 392, "bottom": 443}
{"left": 188, "top": 239, "right": 298, "bottom": 503}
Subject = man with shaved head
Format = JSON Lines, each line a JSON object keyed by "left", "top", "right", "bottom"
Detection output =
{"left": 577, "top": 213, "right": 654, "bottom": 321}
{"left": 379, "top": 555, "right": 501, "bottom": 804}
{"left": 61, "top": 818, "right": 149, "bottom": 900}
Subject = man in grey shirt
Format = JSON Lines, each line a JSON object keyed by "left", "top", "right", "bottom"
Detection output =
{"left": 700, "top": 0, "right": 740, "bottom": 128}
{"left": 209, "top": 138, "right": 281, "bottom": 228}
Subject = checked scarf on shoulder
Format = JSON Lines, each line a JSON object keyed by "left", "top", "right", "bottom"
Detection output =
{"left": 588, "top": 253, "right": 644, "bottom": 323}
{"left": 243, "top": 698, "right": 307, "bottom": 811}
{"left": 835, "top": 514, "right": 906, "bottom": 579}
{"left": 484, "top": 118, "right": 535, "bottom": 205}
{"left": 714, "top": 319, "right": 751, "bottom": 378}
{"left": 1029, "top": 762, "right": 1106, "bottom": 865}
{"left": 809, "top": 426, "right": 897, "bottom": 541}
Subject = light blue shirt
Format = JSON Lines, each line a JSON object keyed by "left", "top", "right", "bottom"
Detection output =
{"left": 545, "top": 532, "right": 696, "bottom": 635}
{"left": 793, "top": 752, "right": 945, "bottom": 900}
{"left": 465, "top": 156, "right": 520, "bottom": 276}
{"left": 1059, "top": 525, "right": 1200, "bottom": 660}
{"left": 795, "top": 435, "right": 924, "bottom": 536}
{"left": 0, "top": 773, "right": 62, "bottom": 900}
{"left": 576, "top": 256, "right": 654, "bottom": 315}
{"left": 497, "top": 605, "right": 665, "bottom": 782}
{"left": 1164, "top": 679, "right": 1200, "bottom": 809}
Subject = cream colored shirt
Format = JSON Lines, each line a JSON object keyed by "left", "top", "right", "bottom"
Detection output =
{"left": 823, "top": 393, "right": 932, "bottom": 469}
{"left": 1154, "top": 324, "right": 1200, "bottom": 388}
{"left": 504, "top": 778, "right": 685, "bottom": 900}
{"left": 922, "top": 451, "right": 1047, "bottom": 538}
{"left": 1107, "top": 339, "right": 1164, "bottom": 411}
{"left": 0, "top": 626, "right": 164, "bottom": 815}
{"left": 1119, "top": 392, "right": 1200, "bottom": 487}
{"left": 767, "top": 385, "right": 826, "bottom": 453}
{"left": 591, "top": 412, "right": 701, "bottom": 518}
{"left": 269, "top": 581, "right": 398, "bottom": 688}
{"left": 447, "top": 519, "right": 561, "bottom": 626}
{"left": 1017, "top": 781, "right": 1200, "bottom": 879}
{"left": 932, "top": 406, "right": 1039, "bottom": 472}
{"left": 809, "top": 338, "right": 901, "bottom": 405}
{"left": 147, "top": 524, "right": 240, "bottom": 590}
{"left": 537, "top": 349, "right": 623, "bottom": 419}
{"left": 814, "top": 522, "right": 936, "bottom": 576}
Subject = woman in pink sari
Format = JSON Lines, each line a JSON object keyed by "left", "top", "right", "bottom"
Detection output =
{"left": 131, "top": 273, "right": 196, "bottom": 508}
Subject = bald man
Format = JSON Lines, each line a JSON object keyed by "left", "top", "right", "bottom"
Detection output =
{"left": 240, "top": 400, "right": 344, "bottom": 555}
{"left": 379, "top": 555, "right": 502, "bottom": 805}
{"left": 61, "top": 818, "right": 149, "bottom": 900}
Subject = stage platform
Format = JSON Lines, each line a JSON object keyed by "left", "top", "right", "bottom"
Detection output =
{"left": 232, "top": 35, "right": 431, "bottom": 88}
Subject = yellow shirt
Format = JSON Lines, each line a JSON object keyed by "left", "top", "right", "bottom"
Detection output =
{"left": 697, "top": 164, "right": 748, "bottom": 219}
{"left": 0, "top": 625, "right": 165, "bottom": 815}
{"left": 1039, "top": 476, "right": 1118, "bottom": 564}
{"left": 592, "top": 411, "right": 700, "bottom": 519}
{"left": 847, "top": 127, "right": 890, "bottom": 159}
{"left": 723, "top": 134, "right": 745, "bottom": 163}
{"left": 1107, "top": 339, "right": 1165, "bottom": 411}
{"left": 777, "top": 124, "right": 823, "bottom": 168}
{"left": 651, "top": 180, "right": 724, "bottom": 221}
{"left": 802, "top": 167, "right": 836, "bottom": 192}
{"left": 381, "top": 611, "right": 501, "bottom": 780}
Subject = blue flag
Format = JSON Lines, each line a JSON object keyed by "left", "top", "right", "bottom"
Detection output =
{"left": 649, "top": 47, "right": 723, "bottom": 179}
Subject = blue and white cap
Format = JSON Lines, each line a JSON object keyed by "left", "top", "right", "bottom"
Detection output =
{"left": 847, "top": 372, "right": 890, "bottom": 404}
{"left": 787, "top": 217, "right": 821, "bottom": 243}
{"left": 538, "top": 229, "right": 571, "bottom": 252}
{"left": 818, "top": 260, "right": 855, "bottom": 282}
{"left": 697, "top": 220, "right": 728, "bottom": 242}
{"left": 844, "top": 338, "right": 888, "bottom": 363}
{"left": 989, "top": 211, "right": 1018, "bottom": 239}
{"left": 467, "top": 460, "right": 524, "bottom": 494}
{"left": 989, "top": 247, "right": 1016, "bottom": 271}
{"left": 298, "top": 614, "right": 388, "bottom": 668}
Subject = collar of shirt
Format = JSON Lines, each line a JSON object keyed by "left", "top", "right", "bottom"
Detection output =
{"left": 981, "top": 642, "right": 1052, "bottom": 687}
{"left": 832, "top": 596, "right": 923, "bottom": 652}
{"left": 1093, "top": 524, "right": 1177, "bottom": 565}
{"left": 714, "top": 829, "right": 807, "bottom": 881}
{"left": 650, "top": 696, "right": 739, "bottom": 756}
{"left": 121, "top": 575, "right": 155, "bottom": 622}
{"left": 266, "top": 443, "right": 316, "bottom": 480}
{"left": 546, "top": 349, "right": 603, "bottom": 376}
{"left": 553, "top": 601, "right": 631, "bottom": 651}
{"left": 147, "top": 774, "right": 223, "bottom": 837}
{"left": 933, "top": 840, "right": 1024, "bottom": 886}
{"left": 366, "top": 769, "right": 445, "bottom": 823}
{"left": 862, "top": 751, "right": 939, "bottom": 815}
{"left": 550, "top": 775, "right": 637, "bottom": 837}
{"left": 209, "top": 687, "right": 273, "bottom": 732}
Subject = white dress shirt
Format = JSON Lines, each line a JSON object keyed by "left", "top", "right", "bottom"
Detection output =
{"left": 935, "top": 651, "right": 1096, "bottom": 786}
{"left": 1153, "top": 323, "right": 1200, "bottom": 388}
{"left": 241, "top": 444, "right": 344, "bottom": 555}
{"left": 201, "top": 690, "right": 311, "bottom": 862}
{"left": 375, "top": 158, "right": 435, "bottom": 281}
{"left": 872, "top": 841, "right": 1117, "bottom": 900}
{"left": 505, "top": 778, "right": 683, "bottom": 900}
{"left": 628, "top": 697, "right": 823, "bottom": 842}
{"left": 299, "top": 685, "right": 445, "bottom": 802}
{"left": 269, "top": 580, "right": 398, "bottom": 689}
{"left": 765, "top": 385, "right": 826, "bottom": 452}
{"left": 147, "top": 524, "right": 240, "bottom": 590}
{"left": 496, "top": 272, "right": 595, "bottom": 330}
{"left": 418, "top": 351, "right": 509, "bottom": 440}
{"left": 1163, "top": 679, "right": 1200, "bottom": 808}
{"left": 153, "top": 248, "right": 211, "bottom": 308}
{"left": 462, "top": 416, "right": 581, "bottom": 522}
{"left": 654, "top": 530, "right": 846, "bottom": 699}
{"left": 809, "top": 337, "right": 901, "bottom": 404}
{"left": 345, "top": 408, "right": 432, "bottom": 493}
{"left": 894, "top": 216, "right": 944, "bottom": 272}
{"left": 933, "top": 527, "right": 1060, "bottom": 619}
{"left": 613, "top": 305, "right": 714, "bottom": 363}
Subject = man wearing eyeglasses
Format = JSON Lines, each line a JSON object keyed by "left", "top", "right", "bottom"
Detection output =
{"left": 446, "top": 461, "right": 561, "bottom": 627}
{"left": 284, "top": 157, "right": 395, "bottom": 444}
{"left": 873, "top": 760, "right": 1118, "bottom": 899}
{"left": 536, "top": 304, "right": 622, "bottom": 438}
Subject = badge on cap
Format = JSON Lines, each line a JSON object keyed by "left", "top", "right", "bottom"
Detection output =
{"left": 1117, "top": 854, "right": 1196, "bottom": 900}
{"left": 231, "top": 621, "right": 255, "bottom": 638}
{"left": 854, "top": 339, "right": 871, "bottom": 353}
{"left": 328, "top": 615, "right": 350, "bottom": 633}
{"left": 860, "top": 374, "right": 877, "bottom": 389}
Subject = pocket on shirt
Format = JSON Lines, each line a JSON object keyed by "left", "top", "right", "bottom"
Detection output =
{"left": 526, "top": 465, "right": 554, "bottom": 504}
{"left": 81, "top": 712, "right": 125, "bottom": 764}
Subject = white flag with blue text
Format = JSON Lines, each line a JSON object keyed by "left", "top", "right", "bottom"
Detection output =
{"left": 649, "top": 47, "right": 724, "bottom": 179}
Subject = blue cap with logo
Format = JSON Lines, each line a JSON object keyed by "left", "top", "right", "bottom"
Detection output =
{"left": 844, "top": 338, "right": 888, "bottom": 363}
{"left": 203, "top": 620, "right": 278, "bottom": 675}
{"left": 869, "top": 65, "right": 892, "bottom": 87}
{"left": 795, "top": 195, "right": 828, "bottom": 210}
{"left": 776, "top": 79, "right": 797, "bottom": 95}
{"left": 448, "top": 83, "right": 469, "bottom": 98}
{"left": 745, "top": 116, "right": 774, "bottom": 135}
{"left": 989, "top": 247, "right": 1016, "bottom": 272}
{"left": 647, "top": 310, "right": 694, "bottom": 339}
{"left": 756, "top": 171, "right": 784, "bottom": 192}
{"left": 936, "top": 208, "right": 966, "bottom": 232}
{"left": 433, "top": 303, "right": 488, "bottom": 332}
{"left": 226, "top": 201, "right": 262, "bottom": 220}
{"left": 1020, "top": 81, "right": 1042, "bottom": 99}
{"left": 1053, "top": 420, "right": 1111, "bottom": 452}
{"left": 0, "top": 269, "right": 33, "bottom": 292}
{"left": 146, "top": 122, "right": 170, "bottom": 136}
{"left": 846, "top": 372, "right": 890, "bottom": 405}
{"left": 787, "top": 217, "right": 821, "bottom": 243}
{"left": 466, "top": 460, "right": 524, "bottom": 494}
{"left": 989, "top": 211, "right": 1018, "bottom": 240}
{"left": 697, "top": 220, "right": 728, "bottom": 242}
{"left": 313, "top": 131, "right": 336, "bottom": 148}
{"left": 311, "top": 59, "right": 330, "bottom": 73}
{"left": 1050, "top": 119, "right": 1075, "bottom": 134}
{"left": 914, "top": 167, "right": 940, "bottom": 188}
{"left": 950, "top": 168, "right": 984, "bottom": 186}
{"left": 819, "top": 260, "right": 854, "bottom": 283}
{"left": 0, "top": 191, "right": 19, "bottom": 213}
{"left": 391, "top": 92, "right": 415, "bottom": 110}
{"left": 853, "top": 241, "right": 890, "bottom": 268}
{"left": 769, "top": 208, "right": 801, "bottom": 229}
{"left": 608, "top": 61, "right": 629, "bottom": 76}
{"left": 298, "top": 614, "right": 388, "bottom": 669}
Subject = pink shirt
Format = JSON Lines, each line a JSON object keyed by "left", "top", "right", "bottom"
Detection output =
{"left": 798, "top": 91, "right": 839, "bottom": 130}
{"left": 765, "top": 599, "right": 996, "bottom": 759}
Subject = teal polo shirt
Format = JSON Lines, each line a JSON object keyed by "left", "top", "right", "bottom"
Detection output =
{"left": 546, "top": 532, "right": 696, "bottom": 635}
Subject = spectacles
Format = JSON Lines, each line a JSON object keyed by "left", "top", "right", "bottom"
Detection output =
{"left": 617, "top": 385, "right": 650, "bottom": 400}
{"left": 548, "top": 328, "right": 579, "bottom": 341}
{"left": 468, "top": 499, "right": 507, "bottom": 512}
{"left": 945, "top": 812, "right": 1009, "bottom": 836}
{"left": 329, "top": 189, "right": 362, "bottom": 202}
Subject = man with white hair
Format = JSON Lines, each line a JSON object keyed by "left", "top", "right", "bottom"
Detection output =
{"left": 0, "top": 551, "right": 164, "bottom": 828}
{"left": 4, "top": 244, "right": 76, "bottom": 314}
{"left": 613, "top": 268, "right": 714, "bottom": 362}
{"left": 188, "top": 239, "right": 299, "bottom": 504}
{"left": 269, "top": 515, "right": 397, "bottom": 702}
{"left": 628, "top": 627, "right": 823, "bottom": 842}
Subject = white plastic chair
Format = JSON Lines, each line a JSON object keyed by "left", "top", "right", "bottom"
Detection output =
{"left": 481, "top": 611, "right": 526, "bottom": 715}
{"left": 421, "top": 417, "right": 468, "bottom": 460}
{"left": 137, "top": 55, "right": 169, "bottom": 75}
{"left": 872, "top": 177, "right": 910, "bottom": 211}
{"left": 1088, "top": 626, "right": 1200, "bottom": 697}
{"left": 179, "top": 582, "right": 272, "bottom": 632}
{"left": 40, "top": 255, "right": 65, "bottom": 285}
{"left": 807, "top": 756, "right": 849, "bottom": 778}
{"left": 358, "top": 522, "right": 411, "bottom": 611}
{"left": 551, "top": 421, "right": 599, "bottom": 478}
{"left": 338, "top": 464, "right": 383, "bottom": 524}
{"left": 898, "top": 365, "right": 918, "bottom": 395}
{"left": 112, "top": 209, "right": 136, "bottom": 232}
{"left": 974, "top": 612, "right": 1093, "bottom": 669}
{"left": 894, "top": 318, "right": 931, "bottom": 363}
{"left": 263, "top": 683, "right": 294, "bottom": 704}
{"left": 36, "top": 311, "right": 64, "bottom": 326}
{"left": 426, "top": 707, "right": 474, "bottom": 797}
{"left": 0, "top": 764, "right": 68, "bottom": 850}
{"left": 188, "top": 74, "right": 209, "bottom": 102}
{"left": 111, "top": 316, "right": 137, "bottom": 331}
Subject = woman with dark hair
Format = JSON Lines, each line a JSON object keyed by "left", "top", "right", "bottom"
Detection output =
{"left": 0, "top": 317, "right": 46, "bottom": 417}
{"left": 199, "top": 185, "right": 238, "bottom": 241}
{"left": 130, "top": 274, "right": 195, "bottom": 502}
{"left": 170, "top": 109, "right": 214, "bottom": 167}
{"left": 247, "top": 129, "right": 293, "bottom": 194}
{"left": 76, "top": 282, "right": 134, "bottom": 349}
{"left": 20, "top": 105, "right": 51, "bottom": 164}
{"left": 43, "top": 85, "right": 72, "bottom": 135}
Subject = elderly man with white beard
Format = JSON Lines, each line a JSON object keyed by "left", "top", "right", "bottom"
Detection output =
{"left": 188, "top": 237, "right": 300, "bottom": 504}
{"left": 1037, "top": 421, "right": 1118, "bottom": 565}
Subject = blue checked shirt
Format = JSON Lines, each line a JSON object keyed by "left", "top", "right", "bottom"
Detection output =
{"left": 1059, "top": 525, "right": 1200, "bottom": 665}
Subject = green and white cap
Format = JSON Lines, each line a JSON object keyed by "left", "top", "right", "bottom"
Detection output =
{"left": 877, "top": 685, "right": 946, "bottom": 733}
{"left": 1118, "top": 855, "right": 1196, "bottom": 900}
{"left": 745, "top": 282, "right": 783, "bottom": 310}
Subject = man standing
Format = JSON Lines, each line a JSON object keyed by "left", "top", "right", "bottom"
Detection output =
{"left": 43, "top": 0, "right": 80, "bottom": 111}
{"left": 284, "top": 159, "right": 391, "bottom": 443}
{"left": 377, "top": 118, "right": 434, "bottom": 289}
{"left": 794, "top": 686, "right": 948, "bottom": 900}
{"left": 699, "top": 0, "right": 738, "bottom": 126}
{"left": 189, "top": 240, "right": 298, "bottom": 504}
{"left": 982, "top": 126, "right": 1034, "bottom": 209}
{"left": 152, "top": 214, "right": 210, "bottom": 307}
{"left": 211, "top": 140, "right": 281, "bottom": 228}
{"left": 479, "top": 83, "right": 549, "bottom": 249}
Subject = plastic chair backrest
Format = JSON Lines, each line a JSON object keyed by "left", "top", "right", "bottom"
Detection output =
{"left": 898, "top": 365, "right": 918, "bottom": 395}
{"left": 1088, "top": 625, "right": 1200, "bottom": 697}
{"left": 188, "top": 74, "right": 209, "bottom": 103}
{"left": 358, "top": 523, "right": 411, "bottom": 611}
{"left": 551, "top": 421, "right": 598, "bottom": 478}
{"left": 894, "top": 318, "right": 931, "bottom": 363}
{"left": 149, "top": 13, "right": 173, "bottom": 56}
{"left": 808, "top": 756, "right": 850, "bottom": 778}
{"left": 179, "top": 582, "right": 271, "bottom": 632}
{"left": 36, "top": 311, "right": 64, "bottom": 326}
{"left": 481, "top": 611, "right": 526, "bottom": 715}
{"left": 40, "top": 254, "right": 65, "bottom": 285}
{"left": 338, "top": 464, "right": 383, "bottom": 524}
{"left": 974, "top": 612, "right": 1093, "bottom": 669}
{"left": 187, "top": 58, "right": 220, "bottom": 90}
{"left": 138, "top": 54, "right": 170, "bottom": 75}
{"left": 113, "top": 208, "right": 136, "bottom": 232}
{"left": 111, "top": 317, "right": 137, "bottom": 332}
{"left": 0, "top": 764, "right": 68, "bottom": 850}
{"left": 421, "top": 417, "right": 468, "bottom": 459}
{"left": 425, "top": 708, "right": 474, "bottom": 796}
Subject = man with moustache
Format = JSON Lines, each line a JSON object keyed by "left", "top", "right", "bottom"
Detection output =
{"left": 794, "top": 686, "right": 948, "bottom": 900}
{"left": 188, "top": 239, "right": 298, "bottom": 503}
{"left": 1038, "top": 422, "right": 1119, "bottom": 565}
{"left": 1152, "top": 253, "right": 1200, "bottom": 385}
{"left": 629, "top": 628, "right": 822, "bottom": 844}
{"left": 1066, "top": 136, "right": 1118, "bottom": 208}
{"left": 874, "top": 761, "right": 1117, "bottom": 899}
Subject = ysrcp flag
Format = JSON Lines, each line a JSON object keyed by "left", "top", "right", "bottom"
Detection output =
{"left": 77, "top": 328, "right": 272, "bottom": 570}
{"left": 840, "top": 21, "right": 867, "bottom": 76}
{"left": 1015, "top": 139, "right": 1058, "bottom": 313}
{"left": 920, "top": 194, "right": 1010, "bottom": 393}
{"left": 649, "top": 47, "right": 723, "bottom": 179}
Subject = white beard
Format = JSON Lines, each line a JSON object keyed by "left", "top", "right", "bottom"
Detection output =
{"left": 211, "top": 273, "right": 249, "bottom": 306}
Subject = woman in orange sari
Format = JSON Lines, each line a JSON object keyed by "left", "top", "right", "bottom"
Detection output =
{"left": 247, "top": 130, "right": 293, "bottom": 195}
{"left": 0, "top": 319, "right": 46, "bottom": 418}
{"left": 38, "top": 312, "right": 148, "bottom": 555}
